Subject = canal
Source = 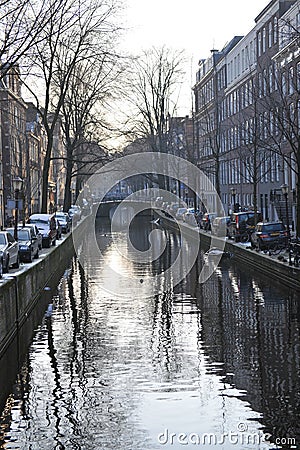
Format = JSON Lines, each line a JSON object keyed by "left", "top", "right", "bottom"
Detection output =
{"left": 0, "top": 218, "right": 299, "bottom": 449}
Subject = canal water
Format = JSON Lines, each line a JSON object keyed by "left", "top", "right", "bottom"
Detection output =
{"left": 0, "top": 218, "right": 299, "bottom": 449}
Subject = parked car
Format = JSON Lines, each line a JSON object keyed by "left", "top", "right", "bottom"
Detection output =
{"left": 183, "top": 208, "right": 198, "bottom": 226}
{"left": 22, "top": 223, "right": 43, "bottom": 250}
{"left": 211, "top": 216, "right": 231, "bottom": 237}
{"left": 55, "top": 218, "right": 62, "bottom": 239}
{"left": 55, "top": 212, "right": 71, "bottom": 233}
{"left": 28, "top": 214, "right": 57, "bottom": 248}
{"left": 0, "top": 252, "right": 3, "bottom": 278}
{"left": 0, "top": 230, "right": 20, "bottom": 272}
{"left": 176, "top": 207, "right": 188, "bottom": 221}
{"left": 227, "top": 211, "right": 262, "bottom": 242}
{"left": 68, "top": 205, "right": 81, "bottom": 224}
{"left": 165, "top": 203, "right": 183, "bottom": 218}
{"left": 251, "top": 221, "right": 288, "bottom": 251}
{"left": 201, "top": 212, "right": 217, "bottom": 231}
{"left": 155, "top": 196, "right": 164, "bottom": 207}
{"left": 7, "top": 227, "right": 39, "bottom": 262}
{"left": 81, "top": 198, "right": 91, "bottom": 216}
{"left": 161, "top": 201, "right": 169, "bottom": 211}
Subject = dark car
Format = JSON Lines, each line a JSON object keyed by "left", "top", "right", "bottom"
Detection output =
{"left": 55, "top": 212, "right": 71, "bottom": 233}
{"left": 29, "top": 214, "right": 57, "bottom": 248}
{"left": 251, "top": 221, "right": 288, "bottom": 251}
{"left": 228, "top": 211, "right": 262, "bottom": 242}
{"left": 22, "top": 223, "right": 43, "bottom": 250}
{"left": 211, "top": 216, "right": 231, "bottom": 237}
{"left": 7, "top": 227, "right": 39, "bottom": 262}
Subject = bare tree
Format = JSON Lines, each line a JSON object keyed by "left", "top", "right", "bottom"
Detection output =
{"left": 59, "top": 47, "right": 123, "bottom": 210}
{"left": 0, "top": 0, "right": 66, "bottom": 77}
{"left": 123, "top": 46, "right": 186, "bottom": 189}
{"left": 23, "top": 0, "right": 121, "bottom": 212}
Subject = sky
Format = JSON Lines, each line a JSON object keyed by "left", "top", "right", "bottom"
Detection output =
{"left": 120, "top": 0, "right": 270, "bottom": 114}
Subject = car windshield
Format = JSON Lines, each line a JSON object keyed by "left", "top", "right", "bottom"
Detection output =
{"left": 32, "top": 220, "right": 49, "bottom": 226}
{"left": 0, "top": 234, "right": 6, "bottom": 245}
{"left": 263, "top": 223, "right": 284, "bottom": 232}
{"left": 238, "top": 214, "right": 251, "bottom": 222}
{"left": 36, "top": 223, "right": 48, "bottom": 230}
{"left": 18, "top": 230, "right": 30, "bottom": 241}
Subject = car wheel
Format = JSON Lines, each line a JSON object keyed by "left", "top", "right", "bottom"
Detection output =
{"left": 240, "top": 233, "right": 249, "bottom": 243}
{"left": 13, "top": 254, "right": 20, "bottom": 269}
{"left": 3, "top": 256, "right": 9, "bottom": 273}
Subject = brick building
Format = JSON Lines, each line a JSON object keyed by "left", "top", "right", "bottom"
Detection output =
{"left": 193, "top": 0, "right": 299, "bottom": 230}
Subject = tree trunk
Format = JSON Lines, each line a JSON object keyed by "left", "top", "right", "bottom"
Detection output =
{"left": 41, "top": 139, "right": 52, "bottom": 213}
{"left": 63, "top": 146, "right": 73, "bottom": 212}
{"left": 63, "top": 169, "right": 72, "bottom": 212}
{"left": 296, "top": 168, "right": 300, "bottom": 239}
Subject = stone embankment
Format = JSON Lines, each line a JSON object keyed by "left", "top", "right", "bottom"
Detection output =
{"left": 160, "top": 215, "right": 300, "bottom": 291}
{"left": 0, "top": 219, "right": 87, "bottom": 358}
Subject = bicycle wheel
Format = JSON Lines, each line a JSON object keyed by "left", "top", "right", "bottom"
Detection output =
{"left": 270, "top": 243, "right": 286, "bottom": 256}
{"left": 240, "top": 233, "right": 249, "bottom": 243}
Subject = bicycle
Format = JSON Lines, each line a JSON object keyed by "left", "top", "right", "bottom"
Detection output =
{"left": 288, "top": 239, "right": 300, "bottom": 267}
{"left": 266, "top": 241, "right": 288, "bottom": 256}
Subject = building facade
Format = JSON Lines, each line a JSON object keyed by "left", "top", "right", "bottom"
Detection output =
{"left": 0, "top": 65, "right": 27, "bottom": 227}
{"left": 0, "top": 69, "right": 67, "bottom": 225}
{"left": 193, "top": 0, "right": 299, "bottom": 230}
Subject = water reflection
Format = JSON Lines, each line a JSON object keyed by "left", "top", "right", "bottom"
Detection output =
{"left": 0, "top": 219, "right": 299, "bottom": 449}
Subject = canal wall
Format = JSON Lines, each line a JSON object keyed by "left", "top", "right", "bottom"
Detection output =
{"left": 160, "top": 215, "right": 300, "bottom": 291}
{"left": 0, "top": 219, "right": 88, "bottom": 359}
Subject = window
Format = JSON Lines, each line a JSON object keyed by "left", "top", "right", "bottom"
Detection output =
{"left": 262, "top": 28, "right": 266, "bottom": 53}
{"left": 250, "top": 41, "right": 253, "bottom": 64}
{"left": 263, "top": 69, "right": 267, "bottom": 96}
{"left": 274, "top": 17, "right": 278, "bottom": 43}
{"left": 282, "top": 72, "right": 287, "bottom": 95}
{"left": 263, "top": 111, "right": 268, "bottom": 139}
{"left": 258, "top": 73, "right": 262, "bottom": 97}
{"left": 269, "top": 65, "right": 273, "bottom": 92}
{"left": 289, "top": 67, "right": 294, "bottom": 95}
{"left": 257, "top": 31, "right": 261, "bottom": 56}
{"left": 268, "top": 22, "right": 273, "bottom": 47}
{"left": 270, "top": 110, "right": 274, "bottom": 134}
{"left": 290, "top": 103, "right": 295, "bottom": 137}
{"left": 297, "top": 12, "right": 300, "bottom": 30}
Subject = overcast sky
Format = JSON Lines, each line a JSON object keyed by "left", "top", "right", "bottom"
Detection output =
{"left": 120, "top": 0, "right": 269, "bottom": 113}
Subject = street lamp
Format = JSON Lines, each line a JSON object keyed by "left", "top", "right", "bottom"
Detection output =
{"left": 12, "top": 176, "right": 23, "bottom": 241}
{"left": 281, "top": 183, "right": 291, "bottom": 241}
{"left": 230, "top": 187, "right": 237, "bottom": 213}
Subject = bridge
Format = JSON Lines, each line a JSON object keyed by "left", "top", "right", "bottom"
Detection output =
{"left": 95, "top": 199, "right": 155, "bottom": 221}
